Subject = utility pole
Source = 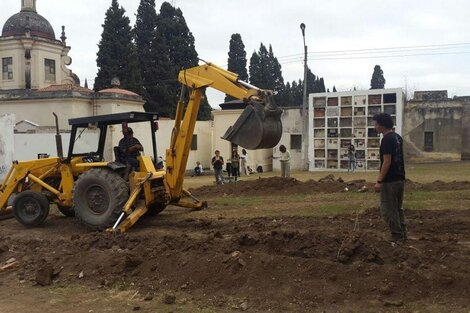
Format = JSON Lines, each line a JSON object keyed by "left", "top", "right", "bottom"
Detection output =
{"left": 300, "top": 23, "right": 309, "bottom": 171}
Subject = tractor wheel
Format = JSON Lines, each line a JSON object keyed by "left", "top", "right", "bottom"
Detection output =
{"left": 57, "top": 205, "right": 75, "bottom": 217}
{"left": 146, "top": 202, "right": 167, "bottom": 216}
{"left": 12, "top": 191, "right": 50, "bottom": 227}
{"left": 73, "top": 169, "right": 128, "bottom": 231}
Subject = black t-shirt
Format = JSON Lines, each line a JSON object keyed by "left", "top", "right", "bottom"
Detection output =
{"left": 380, "top": 132, "right": 405, "bottom": 182}
{"left": 212, "top": 156, "right": 224, "bottom": 170}
{"left": 119, "top": 136, "right": 142, "bottom": 158}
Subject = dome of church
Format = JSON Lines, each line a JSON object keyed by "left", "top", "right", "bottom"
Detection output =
{"left": 2, "top": 10, "right": 55, "bottom": 40}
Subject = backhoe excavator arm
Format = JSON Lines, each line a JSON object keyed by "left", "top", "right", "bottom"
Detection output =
{"left": 164, "top": 62, "right": 282, "bottom": 201}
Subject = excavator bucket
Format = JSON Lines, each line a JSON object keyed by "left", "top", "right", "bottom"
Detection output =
{"left": 222, "top": 96, "right": 283, "bottom": 150}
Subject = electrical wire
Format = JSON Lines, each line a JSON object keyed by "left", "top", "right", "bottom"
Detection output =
{"left": 279, "top": 50, "right": 470, "bottom": 65}
{"left": 276, "top": 42, "right": 470, "bottom": 60}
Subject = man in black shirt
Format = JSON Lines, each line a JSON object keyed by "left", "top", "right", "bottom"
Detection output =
{"left": 373, "top": 113, "right": 407, "bottom": 243}
{"left": 118, "top": 127, "right": 143, "bottom": 170}
{"left": 211, "top": 150, "right": 224, "bottom": 184}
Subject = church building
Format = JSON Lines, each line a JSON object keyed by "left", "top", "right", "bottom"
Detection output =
{"left": 0, "top": 0, "right": 145, "bottom": 130}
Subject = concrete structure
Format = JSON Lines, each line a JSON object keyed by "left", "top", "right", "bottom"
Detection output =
{"left": 308, "top": 88, "right": 404, "bottom": 171}
{"left": 1, "top": 0, "right": 78, "bottom": 90}
{"left": 403, "top": 91, "right": 463, "bottom": 162}
{"left": 11, "top": 119, "right": 213, "bottom": 171}
{"left": 0, "top": 114, "right": 15, "bottom": 180}
{"left": 273, "top": 107, "right": 303, "bottom": 171}
{"left": 151, "top": 119, "right": 212, "bottom": 171}
{"left": 0, "top": 1, "right": 146, "bottom": 162}
{"left": 454, "top": 96, "right": 470, "bottom": 160}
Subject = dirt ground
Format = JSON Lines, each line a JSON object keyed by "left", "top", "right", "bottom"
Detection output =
{"left": 1, "top": 175, "right": 470, "bottom": 312}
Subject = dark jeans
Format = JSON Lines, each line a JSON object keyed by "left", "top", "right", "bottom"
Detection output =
{"left": 126, "top": 157, "right": 139, "bottom": 171}
{"left": 214, "top": 168, "right": 223, "bottom": 184}
{"left": 231, "top": 166, "right": 239, "bottom": 180}
{"left": 380, "top": 180, "right": 407, "bottom": 240}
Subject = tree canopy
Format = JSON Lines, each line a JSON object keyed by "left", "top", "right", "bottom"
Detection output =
{"left": 225, "top": 33, "right": 248, "bottom": 102}
{"left": 95, "top": 0, "right": 142, "bottom": 93}
{"left": 370, "top": 65, "right": 386, "bottom": 89}
{"left": 135, "top": 0, "right": 175, "bottom": 114}
{"left": 155, "top": 2, "right": 212, "bottom": 119}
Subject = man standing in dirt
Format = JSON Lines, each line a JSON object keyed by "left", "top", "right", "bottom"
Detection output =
{"left": 212, "top": 150, "right": 224, "bottom": 184}
{"left": 373, "top": 113, "right": 407, "bottom": 243}
{"left": 279, "top": 145, "right": 291, "bottom": 178}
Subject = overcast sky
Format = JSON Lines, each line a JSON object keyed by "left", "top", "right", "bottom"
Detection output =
{"left": 2, "top": 0, "right": 470, "bottom": 107}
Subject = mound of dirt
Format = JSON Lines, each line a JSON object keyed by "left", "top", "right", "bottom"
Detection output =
{"left": 190, "top": 176, "right": 372, "bottom": 197}
{"left": 406, "top": 179, "right": 470, "bottom": 191}
{"left": 189, "top": 175, "right": 470, "bottom": 197}
{"left": 0, "top": 208, "right": 469, "bottom": 312}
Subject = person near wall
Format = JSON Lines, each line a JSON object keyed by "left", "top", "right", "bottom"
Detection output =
{"left": 192, "top": 161, "right": 203, "bottom": 177}
{"left": 211, "top": 150, "right": 224, "bottom": 184}
{"left": 373, "top": 113, "right": 407, "bottom": 244}
{"left": 231, "top": 150, "right": 240, "bottom": 181}
{"left": 279, "top": 144, "right": 291, "bottom": 178}
{"left": 226, "top": 158, "right": 232, "bottom": 178}
{"left": 240, "top": 149, "right": 248, "bottom": 175}
{"left": 348, "top": 144, "right": 356, "bottom": 172}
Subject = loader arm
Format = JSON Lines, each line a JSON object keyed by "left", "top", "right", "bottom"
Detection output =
{"left": 165, "top": 62, "right": 282, "bottom": 200}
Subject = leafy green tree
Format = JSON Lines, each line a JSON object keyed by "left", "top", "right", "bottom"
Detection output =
{"left": 95, "top": 0, "right": 142, "bottom": 93}
{"left": 370, "top": 65, "right": 386, "bottom": 89}
{"left": 333, "top": 85, "right": 337, "bottom": 92}
{"left": 317, "top": 77, "right": 326, "bottom": 93}
{"left": 135, "top": 0, "right": 175, "bottom": 114}
{"left": 248, "top": 48, "right": 264, "bottom": 88}
{"left": 249, "top": 43, "right": 285, "bottom": 105}
{"left": 156, "top": 2, "right": 212, "bottom": 119}
{"left": 225, "top": 33, "right": 248, "bottom": 102}
{"left": 284, "top": 68, "right": 326, "bottom": 106}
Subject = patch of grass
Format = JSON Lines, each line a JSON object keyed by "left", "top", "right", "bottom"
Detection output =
{"left": 184, "top": 161, "right": 470, "bottom": 189}
{"left": 186, "top": 188, "right": 470, "bottom": 220}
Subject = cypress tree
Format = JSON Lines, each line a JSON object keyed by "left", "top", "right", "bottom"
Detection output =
{"left": 370, "top": 65, "right": 386, "bottom": 89}
{"left": 249, "top": 43, "right": 285, "bottom": 104}
{"left": 318, "top": 77, "right": 326, "bottom": 92}
{"left": 267, "top": 45, "right": 284, "bottom": 93}
{"left": 156, "top": 2, "right": 212, "bottom": 119}
{"left": 135, "top": 0, "right": 175, "bottom": 114}
{"left": 95, "top": 0, "right": 142, "bottom": 93}
{"left": 249, "top": 46, "right": 265, "bottom": 88}
{"left": 225, "top": 33, "right": 248, "bottom": 102}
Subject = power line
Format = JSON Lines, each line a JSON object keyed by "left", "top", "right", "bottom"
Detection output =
{"left": 279, "top": 50, "right": 470, "bottom": 65}
{"left": 277, "top": 45, "right": 470, "bottom": 63}
{"left": 277, "top": 42, "right": 470, "bottom": 60}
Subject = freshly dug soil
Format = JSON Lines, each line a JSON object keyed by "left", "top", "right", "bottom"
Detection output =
{"left": 1, "top": 206, "right": 469, "bottom": 312}
{"left": 189, "top": 175, "right": 470, "bottom": 197}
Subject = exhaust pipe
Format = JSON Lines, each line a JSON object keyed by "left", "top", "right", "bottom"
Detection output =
{"left": 53, "top": 113, "right": 64, "bottom": 158}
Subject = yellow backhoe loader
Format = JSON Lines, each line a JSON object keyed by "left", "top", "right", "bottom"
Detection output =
{"left": 0, "top": 62, "right": 282, "bottom": 232}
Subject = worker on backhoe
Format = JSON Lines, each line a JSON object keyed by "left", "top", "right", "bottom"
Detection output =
{"left": 118, "top": 127, "right": 143, "bottom": 170}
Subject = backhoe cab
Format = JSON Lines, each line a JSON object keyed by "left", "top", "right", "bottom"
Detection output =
{"left": 0, "top": 61, "right": 283, "bottom": 232}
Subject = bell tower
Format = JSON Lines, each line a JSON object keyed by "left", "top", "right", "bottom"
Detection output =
{"left": 21, "top": 0, "right": 37, "bottom": 12}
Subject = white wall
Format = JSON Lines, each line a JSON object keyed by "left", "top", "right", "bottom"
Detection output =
{"left": 125, "top": 119, "right": 213, "bottom": 170}
{"left": 12, "top": 120, "right": 213, "bottom": 171}
{"left": 13, "top": 132, "right": 99, "bottom": 161}
{"left": 0, "top": 98, "right": 92, "bottom": 128}
{"left": 0, "top": 114, "right": 15, "bottom": 180}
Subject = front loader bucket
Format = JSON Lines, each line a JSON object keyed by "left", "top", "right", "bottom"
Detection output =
{"left": 222, "top": 99, "right": 282, "bottom": 150}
